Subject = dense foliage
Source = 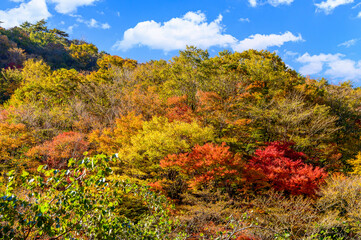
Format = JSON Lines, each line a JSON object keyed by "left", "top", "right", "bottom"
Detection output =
{"left": 246, "top": 142, "right": 327, "bottom": 196}
{"left": 2, "top": 21, "right": 361, "bottom": 239}
{"left": 0, "top": 155, "right": 179, "bottom": 239}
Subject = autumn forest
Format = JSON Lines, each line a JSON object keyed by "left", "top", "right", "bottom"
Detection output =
{"left": 1, "top": 21, "right": 361, "bottom": 239}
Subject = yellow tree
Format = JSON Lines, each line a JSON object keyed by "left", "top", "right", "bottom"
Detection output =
{"left": 69, "top": 43, "right": 99, "bottom": 69}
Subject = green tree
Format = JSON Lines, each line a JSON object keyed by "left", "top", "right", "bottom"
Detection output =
{"left": 0, "top": 155, "right": 182, "bottom": 239}
{"left": 161, "top": 46, "right": 212, "bottom": 108}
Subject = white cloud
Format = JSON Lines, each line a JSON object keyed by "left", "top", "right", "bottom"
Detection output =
{"left": 76, "top": 17, "right": 110, "bottom": 29}
{"left": 249, "top": 0, "right": 257, "bottom": 7}
{"left": 101, "top": 23, "right": 110, "bottom": 29}
{"left": 297, "top": 52, "right": 361, "bottom": 81}
{"left": 325, "top": 59, "right": 361, "bottom": 80}
{"left": 113, "top": 11, "right": 237, "bottom": 52}
{"left": 357, "top": 11, "right": 361, "bottom": 17}
{"left": 47, "top": 0, "right": 99, "bottom": 14}
{"left": 88, "top": 18, "right": 98, "bottom": 28}
{"left": 338, "top": 38, "right": 358, "bottom": 47}
{"left": 268, "top": 0, "right": 294, "bottom": 6}
{"left": 114, "top": 11, "right": 302, "bottom": 53}
{"left": 0, "top": 0, "right": 100, "bottom": 28}
{"left": 248, "top": 0, "right": 294, "bottom": 7}
{"left": 0, "top": 0, "right": 51, "bottom": 28}
{"left": 232, "top": 31, "right": 303, "bottom": 52}
{"left": 315, "top": 0, "right": 354, "bottom": 14}
{"left": 239, "top": 17, "right": 250, "bottom": 22}
{"left": 284, "top": 50, "right": 298, "bottom": 56}
{"left": 297, "top": 53, "right": 343, "bottom": 75}
{"left": 66, "top": 24, "right": 78, "bottom": 34}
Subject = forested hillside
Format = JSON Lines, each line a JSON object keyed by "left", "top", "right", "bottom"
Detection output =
{"left": 1, "top": 21, "right": 361, "bottom": 239}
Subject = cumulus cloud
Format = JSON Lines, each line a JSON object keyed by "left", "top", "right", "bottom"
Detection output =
{"left": 114, "top": 11, "right": 302, "bottom": 53}
{"left": 48, "top": 0, "right": 99, "bottom": 14}
{"left": 0, "top": 0, "right": 51, "bottom": 28}
{"left": 297, "top": 53, "right": 343, "bottom": 75}
{"left": 233, "top": 31, "right": 303, "bottom": 52}
{"left": 325, "top": 59, "right": 361, "bottom": 80}
{"left": 297, "top": 52, "right": 361, "bottom": 81}
{"left": 315, "top": 0, "right": 354, "bottom": 14}
{"left": 248, "top": 0, "right": 294, "bottom": 7}
{"left": 0, "top": 0, "right": 101, "bottom": 28}
{"left": 113, "top": 11, "right": 237, "bottom": 52}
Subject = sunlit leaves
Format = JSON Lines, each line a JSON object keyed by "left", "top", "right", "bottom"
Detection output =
{"left": 0, "top": 155, "right": 179, "bottom": 239}
{"left": 246, "top": 142, "right": 327, "bottom": 196}
{"left": 160, "top": 142, "right": 244, "bottom": 190}
{"left": 69, "top": 43, "right": 99, "bottom": 70}
{"left": 27, "top": 131, "right": 89, "bottom": 169}
{"left": 0, "top": 122, "right": 34, "bottom": 170}
{"left": 118, "top": 116, "right": 215, "bottom": 175}
{"left": 89, "top": 112, "right": 143, "bottom": 155}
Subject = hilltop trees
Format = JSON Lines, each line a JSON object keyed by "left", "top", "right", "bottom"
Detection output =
{"left": 2, "top": 21, "right": 361, "bottom": 238}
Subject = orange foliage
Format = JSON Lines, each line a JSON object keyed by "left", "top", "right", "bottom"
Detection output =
{"left": 27, "top": 131, "right": 89, "bottom": 169}
{"left": 160, "top": 142, "right": 244, "bottom": 189}
{"left": 165, "top": 95, "right": 195, "bottom": 123}
{"left": 121, "top": 86, "right": 164, "bottom": 120}
{"left": 236, "top": 235, "right": 259, "bottom": 240}
{"left": 89, "top": 112, "right": 143, "bottom": 155}
{"left": 0, "top": 122, "right": 34, "bottom": 162}
{"left": 197, "top": 91, "right": 251, "bottom": 127}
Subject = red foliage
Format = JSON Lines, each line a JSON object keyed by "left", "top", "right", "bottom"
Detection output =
{"left": 165, "top": 95, "right": 195, "bottom": 123}
{"left": 246, "top": 142, "right": 327, "bottom": 196}
{"left": 160, "top": 143, "right": 244, "bottom": 189}
{"left": 27, "top": 131, "right": 89, "bottom": 169}
{"left": 148, "top": 180, "right": 165, "bottom": 193}
{"left": 236, "top": 235, "right": 260, "bottom": 240}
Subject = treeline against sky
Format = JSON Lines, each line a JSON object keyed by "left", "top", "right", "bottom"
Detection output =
{"left": 1, "top": 21, "right": 361, "bottom": 239}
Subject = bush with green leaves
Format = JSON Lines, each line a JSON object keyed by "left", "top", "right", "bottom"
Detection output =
{"left": 0, "top": 154, "right": 184, "bottom": 239}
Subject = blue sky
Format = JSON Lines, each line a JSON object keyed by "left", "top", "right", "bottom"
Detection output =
{"left": 1, "top": 0, "right": 361, "bottom": 85}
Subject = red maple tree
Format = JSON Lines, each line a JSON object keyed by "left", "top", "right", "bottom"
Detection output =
{"left": 28, "top": 131, "right": 89, "bottom": 169}
{"left": 160, "top": 142, "right": 244, "bottom": 189}
{"left": 246, "top": 141, "right": 327, "bottom": 196}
